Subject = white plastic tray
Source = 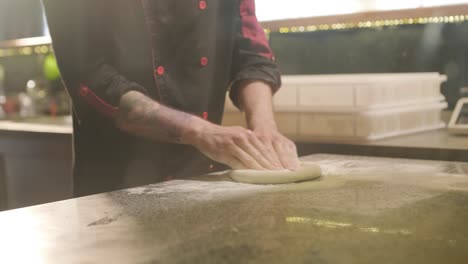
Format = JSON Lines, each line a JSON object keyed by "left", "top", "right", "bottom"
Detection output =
{"left": 222, "top": 102, "right": 448, "bottom": 141}
{"left": 225, "top": 73, "right": 447, "bottom": 112}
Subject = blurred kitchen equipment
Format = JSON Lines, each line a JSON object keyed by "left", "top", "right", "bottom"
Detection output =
{"left": 448, "top": 97, "right": 468, "bottom": 135}
{"left": 18, "top": 92, "right": 35, "bottom": 118}
{"left": 42, "top": 53, "right": 70, "bottom": 116}
{"left": 25, "top": 78, "right": 50, "bottom": 115}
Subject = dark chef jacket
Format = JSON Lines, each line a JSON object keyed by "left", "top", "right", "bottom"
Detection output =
{"left": 42, "top": 0, "right": 281, "bottom": 197}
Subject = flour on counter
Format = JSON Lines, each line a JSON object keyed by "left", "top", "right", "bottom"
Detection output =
{"left": 123, "top": 179, "right": 275, "bottom": 202}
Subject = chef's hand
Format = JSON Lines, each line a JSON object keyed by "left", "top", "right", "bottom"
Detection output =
{"left": 231, "top": 80, "right": 300, "bottom": 171}
{"left": 187, "top": 122, "right": 284, "bottom": 170}
{"left": 252, "top": 125, "right": 301, "bottom": 171}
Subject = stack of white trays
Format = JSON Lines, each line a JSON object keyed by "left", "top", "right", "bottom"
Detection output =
{"left": 223, "top": 73, "right": 448, "bottom": 141}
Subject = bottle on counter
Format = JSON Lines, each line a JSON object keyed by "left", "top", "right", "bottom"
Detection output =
{"left": 25, "top": 78, "right": 48, "bottom": 116}
{"left": 18, "top": 92, "right": 35, "bottom": 118}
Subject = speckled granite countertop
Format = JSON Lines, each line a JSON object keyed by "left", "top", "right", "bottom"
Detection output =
{"left": 0, "top": 154, "right": 467, "bottom": 264}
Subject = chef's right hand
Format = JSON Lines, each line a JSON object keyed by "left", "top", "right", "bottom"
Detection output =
{"left": 187, "top": 122, "right": 283, "bottom": 170}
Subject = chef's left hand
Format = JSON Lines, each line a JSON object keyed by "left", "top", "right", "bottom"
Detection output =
{"left": 251, "top": 125, "right": 300, "bottom": 171}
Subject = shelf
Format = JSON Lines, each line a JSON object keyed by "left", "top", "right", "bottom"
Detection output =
{"left": 0, "top": 36, "right": 51, "bottom": 49}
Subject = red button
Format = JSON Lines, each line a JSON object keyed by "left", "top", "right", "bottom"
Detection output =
{"left": 199, "top": 1, "right": 207, "bottom": 10}
{"left": 156, "top": 66, "right": 165, "bottom": 76}
{"left": 200, "top": 57, "right": 209, "bottom": 67}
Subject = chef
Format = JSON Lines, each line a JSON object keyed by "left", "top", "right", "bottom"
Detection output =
{"left": 42, "top": 0, "right": 300, "bottom": 197}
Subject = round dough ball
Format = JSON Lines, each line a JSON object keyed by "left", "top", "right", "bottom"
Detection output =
{"left": 228, "top": 163, "right": 321, "bottom": 184}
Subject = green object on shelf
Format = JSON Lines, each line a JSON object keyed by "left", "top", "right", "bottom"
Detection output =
{"left": 43, "top": 53, "right": 61, "bottom": 81}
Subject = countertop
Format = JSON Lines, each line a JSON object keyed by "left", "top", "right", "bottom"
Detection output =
{"left": 0, "top": 154, "right": 468, "bottom": 263}
{"left": 0, "top": 116, "right": 72, "bottom": 134}
{"left": 297, "top": 129, "right": 468, "bottom": 162}
{"left": 299, "top": 127, "right": 468, "bottom": 150}
{"left": 295, "top": 111, "right": 468, "bottom": 162}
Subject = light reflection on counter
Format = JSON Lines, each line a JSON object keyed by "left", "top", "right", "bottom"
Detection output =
{"left": 0, "top": 210, "right": 46, "bottom": 264}
{"left": 286, "top": 216, "right": 413, "bottom": 235}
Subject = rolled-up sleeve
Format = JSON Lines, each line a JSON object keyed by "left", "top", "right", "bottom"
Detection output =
{"left": 229, "top": 0, "right": 281, "bottom": 108}
{"left": 42, "top": 0, "right": 148, "bottom": 119}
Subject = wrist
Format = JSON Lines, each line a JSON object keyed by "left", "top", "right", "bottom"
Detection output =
{"left": 180, "top": 116, "right": 211, "bottom": 145}
{"left": 244, "top": 111, "right": 277, "bottom": 130}
{"left": 247, "top": 115, "right": 278, "bottom": 131}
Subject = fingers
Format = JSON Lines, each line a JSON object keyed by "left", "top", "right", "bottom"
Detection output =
{"left": 235, "top": 130, "right": 278, "bottom": 170}
{"left": 273, "top": 139, "right": 300, "bottom": 170}
{"left": 228, "top": 144, "right": 265, "bottom": 170}
{"left": 255, "top": 134, "right": 284, "bottom": 169}
{"left": 249, "top": 135, "right": 283, "bottom": 170}
{"left": 195, "top": 125, "right": 294, "bottom": 171}
{"left": 215, "top": 131, "right": 265, "bottom": 170}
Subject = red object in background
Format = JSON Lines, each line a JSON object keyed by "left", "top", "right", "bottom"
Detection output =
{"left": 1, "top": 97, "right": 19, "bottom": 114}
{"left": 202, "top": 111, "right": 208, "bottom": 120}
{"left": 49, "top": 99, "right": 58, "bottom": 116}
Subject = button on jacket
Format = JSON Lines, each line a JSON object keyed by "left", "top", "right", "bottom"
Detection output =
{"left": 43, "top": 0, "right": 281, "bottom": 196}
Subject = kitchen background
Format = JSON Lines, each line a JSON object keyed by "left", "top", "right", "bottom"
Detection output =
{"left": 1, "top": 0, "right": 468, "bottom": 211}
{"left": 1, "top": 0, "right": 468, "bottom": 118}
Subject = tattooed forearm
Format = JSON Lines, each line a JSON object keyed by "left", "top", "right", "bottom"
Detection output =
{"left": 116, "top": 91, "right": 199, "bottom": 144}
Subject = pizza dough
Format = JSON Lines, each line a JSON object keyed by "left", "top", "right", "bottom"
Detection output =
{"left": 228, "top": 162, "right": 322, "bottom": 184}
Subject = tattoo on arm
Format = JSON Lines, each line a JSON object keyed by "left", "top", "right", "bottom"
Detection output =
{"left": 116, "top": 91, "right": 194, "bottom": 143}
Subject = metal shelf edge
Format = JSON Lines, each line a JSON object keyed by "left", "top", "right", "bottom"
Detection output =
{"left": 0, "top": 36, "right": 52, "bottom": 49}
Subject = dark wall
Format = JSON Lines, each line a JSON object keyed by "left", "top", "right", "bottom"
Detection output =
{"left": 270, "top": 23, "right": 468, "bottom": 108}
